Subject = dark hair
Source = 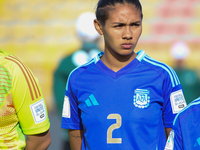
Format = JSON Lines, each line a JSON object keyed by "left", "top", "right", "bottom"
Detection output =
{"left": 96, "top": 0, "right": 143, "bottom": 26}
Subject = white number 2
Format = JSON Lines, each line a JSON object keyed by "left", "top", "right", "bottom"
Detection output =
{"left": 107, "top": 114, "right": 122, "bottom": 144}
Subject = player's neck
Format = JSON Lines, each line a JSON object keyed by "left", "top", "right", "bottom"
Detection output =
{"left": 101, "top": 51, "right": 137, "bottom": 72}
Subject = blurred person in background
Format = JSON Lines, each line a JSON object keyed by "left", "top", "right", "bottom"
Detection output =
{"left": 53, "top": 12, "right": 101, "bottom": 150}
{"left": 0, "top": 49, "right": 51, "bottom": 150}
{"left": 171, "top": 41, "right": 200, "bottom": 104}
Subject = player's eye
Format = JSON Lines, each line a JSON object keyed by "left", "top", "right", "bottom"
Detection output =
{"left": 130, "top": 23, "right": 140, "bottom": 26}
{"left": 130, "top": 22, "right": 141, "bottom": 27}
{"left": 114, "top": 24, "right": 124, "bottom": 28}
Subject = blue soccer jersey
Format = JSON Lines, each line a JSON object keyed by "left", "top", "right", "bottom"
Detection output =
{"left": 61, "top": 50, "right": 186, "bottom": 150}
{"left": 165, "top": 97, "right": 200, "bottom": 150}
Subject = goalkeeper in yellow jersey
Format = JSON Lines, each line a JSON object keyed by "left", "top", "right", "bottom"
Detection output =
{"left": 0, "top": 49, "right": 51, "bottom": 149}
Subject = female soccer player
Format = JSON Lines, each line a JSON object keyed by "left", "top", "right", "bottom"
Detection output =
{"left": 61, "top": 0, "right": 186, "bottom": 149}
{"left": 0, "top": 49, "right": 51, "bottom": 149}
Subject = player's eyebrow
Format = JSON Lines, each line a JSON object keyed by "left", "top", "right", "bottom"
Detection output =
{"left": 112, "top": 22, "right": 124, "bottom": 24}
{"left": 112, "top": 21, "right": 141, "bottom": 25}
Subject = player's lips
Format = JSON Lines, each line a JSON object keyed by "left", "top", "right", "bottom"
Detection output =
{"left": 121, "top": 43, "right": 133, "bottom": 49}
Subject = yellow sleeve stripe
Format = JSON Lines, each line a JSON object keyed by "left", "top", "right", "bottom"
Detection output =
{"left": 5, "top": 55, "right": 41, "bottom": 101}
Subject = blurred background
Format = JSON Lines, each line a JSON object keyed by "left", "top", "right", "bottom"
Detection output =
{"left": 0, "top": 0, "right": 200, "bottom": 149}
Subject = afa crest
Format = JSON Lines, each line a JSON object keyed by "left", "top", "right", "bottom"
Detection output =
{"left": 133, "top": 89, "right": 150, "bottom": 108}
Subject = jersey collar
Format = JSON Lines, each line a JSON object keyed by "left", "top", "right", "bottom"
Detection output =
{"left": 94, "top": 50, "right": 146, "bottom": 79}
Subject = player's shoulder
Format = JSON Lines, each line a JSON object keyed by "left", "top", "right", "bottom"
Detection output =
{"left": 0, "top": 50, "right": 18, "bottom": 72}
{"left": 138, "top": 50, "right": 180, "bottom": 88}
{"left": 173, "top": 97, "right": 200, "bottom": 125}
{"left": 141, "top": 53, "right": 173, "bottom": 74}
{"left": 0, "top": 49, "right": 9, "bottom": 61}
{"left": 139, "top": 50, "right": 176, "bottom": 78}
{"left": 0, "top": 50, "right": 33, "bottom": 85}
{"left": 0, "top": 50, "right": 24, "bottom": 67}
{"left": 68, "top": 57, "right": 96, "bottom": 80}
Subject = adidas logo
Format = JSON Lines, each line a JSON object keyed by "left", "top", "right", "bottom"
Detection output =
{"left": 85, "top": 94, "right": 99, "bottom": 107}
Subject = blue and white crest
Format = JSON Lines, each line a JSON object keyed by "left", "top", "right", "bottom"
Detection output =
{"left": 133, "top": 89, "right": 150, "bottom": 108}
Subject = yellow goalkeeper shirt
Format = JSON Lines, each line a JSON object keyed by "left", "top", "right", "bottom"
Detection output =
{"left": 0, "top": 50, "right": 50, "bottom": 149}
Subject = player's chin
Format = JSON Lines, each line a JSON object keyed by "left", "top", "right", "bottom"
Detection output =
{"left": 120, "top": 49, "right": 134, "bottom": 56}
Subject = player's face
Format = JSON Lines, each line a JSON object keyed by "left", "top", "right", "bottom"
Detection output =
{"left": 95, "top": 3, "right": 142, "bottom": 57}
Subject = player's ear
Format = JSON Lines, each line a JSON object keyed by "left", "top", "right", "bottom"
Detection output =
{"left": 94, "top": 19, "right": 103, "bottom": 35}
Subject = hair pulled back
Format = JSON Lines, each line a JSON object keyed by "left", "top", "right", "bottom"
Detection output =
{"left": 96, "top": 0, "right": 143, "bottom": 25}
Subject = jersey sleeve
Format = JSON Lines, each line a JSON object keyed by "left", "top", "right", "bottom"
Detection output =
{"left": 8, "top": 55, "right": 50, "bottom": 135}
{"left": 61, "top": 74, "right": 83, "bottom": 130}
{"left": 162, "top": 67, "right": 186, "bottom": 128}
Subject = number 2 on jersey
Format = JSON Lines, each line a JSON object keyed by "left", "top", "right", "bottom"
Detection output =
{"left": 107, "top": 114, "right": 122, "bottom": 144}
